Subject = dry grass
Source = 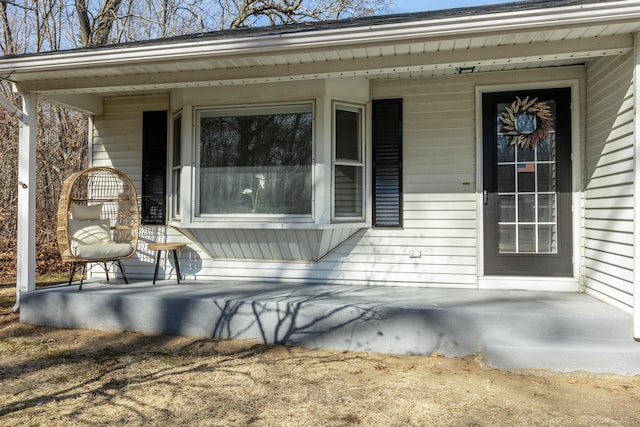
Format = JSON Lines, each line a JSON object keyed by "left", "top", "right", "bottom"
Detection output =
{"left": 1, "top": 281, "right": 639, "bottom": 426}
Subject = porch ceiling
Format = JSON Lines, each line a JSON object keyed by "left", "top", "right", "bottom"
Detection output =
{"left": 13, "top": 33, "right": 635, "bottom": 92}
{"left": 1, "top": 0, "right": 640, "bottom": 111}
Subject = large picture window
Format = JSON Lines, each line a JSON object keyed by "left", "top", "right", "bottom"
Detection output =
{"left": 333, "top": 103, "right": 364, "bottom": 220}
{"left": 197, "top": 104, "right": 313, "bottom": 216}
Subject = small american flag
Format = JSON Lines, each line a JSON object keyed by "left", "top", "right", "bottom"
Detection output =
{"left": 517, "top": 162, "right": 535, "bottom": 173}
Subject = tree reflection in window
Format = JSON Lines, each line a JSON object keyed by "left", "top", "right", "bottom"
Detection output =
{"left": 198, "top": 105, "right": 313, "bottom": 215}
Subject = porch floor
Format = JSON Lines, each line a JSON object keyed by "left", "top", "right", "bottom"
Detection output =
{"left": 20, "top": 280, "right": 640, "bottom": 375}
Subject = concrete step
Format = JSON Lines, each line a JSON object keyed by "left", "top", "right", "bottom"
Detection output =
{"left": 19, "top": 281, "right": 640, "bottom": 374}
{"left": 464, "top": 309, "right": 633, "bottom": 341}
{"left": 480, "top": 333, "right": 640, "bottom": 374}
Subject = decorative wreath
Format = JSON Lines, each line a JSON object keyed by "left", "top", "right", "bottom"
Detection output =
{"left": 500, "top": 96, "right": 552, "bottom": 150}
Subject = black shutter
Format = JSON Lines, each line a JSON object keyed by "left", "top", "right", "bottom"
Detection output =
{"left": 372, "top": 99, "right": 402, "bottom": 227}
{"left": 142, "top": 110, "right": 168, "bottom": 225}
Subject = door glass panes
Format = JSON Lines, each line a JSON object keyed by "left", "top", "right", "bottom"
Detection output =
{"left": 517, "top": 194, "right": 535, "bottom": 222}
{"left": 536, "top": 161, "right": 556, "bottom": 192}
{"left": 498, "top": 224, "right": 516, "bottom": 252}
{"left": 517, "top": 144, "right": 535, "bottom": 162}
{"left": 497, "top": 135, "right": 514, "bottom": 162}
{"left": 518, "top": 224, "right": 536, "bottom": 253}
{"left": 497, "top": 165, "right": 515, "bottom": 192}
{"left": 499, "top": 195, "right": 515, "bottom": 222}
{"left": 537, "top": 194, "right": 555, "bottom": 222}
{"left": 495, "top": 100, "right": 558, "bottom": 254}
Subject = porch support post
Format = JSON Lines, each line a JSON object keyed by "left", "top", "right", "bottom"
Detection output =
{"left": 14, "top": 92, "right": 37, "bottom": 312}
{"left": 634, "top": 33, "right": 640, "bottom": 341}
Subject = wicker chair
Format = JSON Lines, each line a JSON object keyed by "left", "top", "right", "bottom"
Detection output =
{"left": 57, "top": 167, "right": 139, "bottom": 290}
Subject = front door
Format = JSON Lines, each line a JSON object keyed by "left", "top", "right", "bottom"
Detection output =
{"left": 482, "top": 88, "right": 573, "bottom": 276}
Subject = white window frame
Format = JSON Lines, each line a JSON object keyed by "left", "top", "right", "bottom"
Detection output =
{"left": 332, "top": 101, "right": 366, "bottom": 222}
{"left": 170, "top": 110, "right": 182, "bottom": 220}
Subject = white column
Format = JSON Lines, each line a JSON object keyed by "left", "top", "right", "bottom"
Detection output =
{"left": 14, "top": 92, "right": 37, "bottom": 312}
{"left": 633, "top": 33, "right": 640, "bottom": 341}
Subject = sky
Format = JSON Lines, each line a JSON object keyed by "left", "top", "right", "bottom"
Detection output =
{"left": 392, "top": 0, "right": 513, "bottom": 13}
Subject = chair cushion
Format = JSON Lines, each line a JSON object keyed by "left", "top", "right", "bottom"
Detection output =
{"left": 74, "top": 242, "right": 133, "bottom": 260}
{"left": 69, "top": 219, "right": 113, "bottom": 246}
{"left": 70, "top": 203, "right": 103, "bottom": 220}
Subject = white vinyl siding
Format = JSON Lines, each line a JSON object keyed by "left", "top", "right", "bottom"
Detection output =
{"left": 90, "top": 67, "right": 590, "bottom": 288}
{"left": 92, "top": 95, "right": 168, "bottom": 182}
{"left": 367, "top": 77, "right": 478, "bottom": 286}
{"left": 91, "top": 95, "right": 181, "bottom": 279}
{"left": 361, "top": 67, "right": 584, "bottom": 288}
{"left": 183, "top": 228, "right": 360, "bottom": 262}
{"left": 584, "top": 54, "right": 635, "bottom": 311}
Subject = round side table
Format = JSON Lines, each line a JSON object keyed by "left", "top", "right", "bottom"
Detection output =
{"left": 147, "top": 242, "right": 187, "bottom": 284}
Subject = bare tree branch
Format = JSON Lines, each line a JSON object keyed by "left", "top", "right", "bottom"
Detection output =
{"left": 224, "top": 0, "right": 390, "bottom": 29}
{"left": 0, "top": 0, "right": 17, "bottom": 55}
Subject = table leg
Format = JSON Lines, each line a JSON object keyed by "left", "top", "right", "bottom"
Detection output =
{"left": 153, "top": 250, "right": 162, "bottom": 285}
{"left": 172, "top": 249, "right": 181, "bottom": 284}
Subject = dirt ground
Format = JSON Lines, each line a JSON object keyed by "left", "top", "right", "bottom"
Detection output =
{"left": 1, "top": 283, "right": 639, "bottom": 426}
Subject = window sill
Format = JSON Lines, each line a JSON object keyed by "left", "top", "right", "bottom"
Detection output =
{"left": 168, "top": 219, "right": 370, "bottom": 230}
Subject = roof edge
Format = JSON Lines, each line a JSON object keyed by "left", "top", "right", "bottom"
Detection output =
{"left": 0, "top": 0, "right": 638, "bottom": 76}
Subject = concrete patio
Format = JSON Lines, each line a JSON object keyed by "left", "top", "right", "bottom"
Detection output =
{"left": 19, "top": 280, "right": 640, "bottom": 375}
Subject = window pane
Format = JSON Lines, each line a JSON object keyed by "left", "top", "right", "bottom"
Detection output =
{"left": 173, "top": 114, "right": 181, "bottom": 167}
{"left": 336, "top": 108, "right": 361, "bottom": 161}
{"left": 198, "top": 106, "right": 313, "bottom": 215}
{"left": 537, "top": 163, "right": 556, "bottom": 192}
{"left": 497, "top": 135, "right": 514, "bottom": 162}
{"left": 538, "top": 224, "right": 557, "bottom": 253}
{"left": 516, "top": 144, "right": 534, "bottom": 162}
{"left": 538, "top": 194, "right": 555, "bottom": 222}
{"left": 499, "top": 195, "right": 515, "bottom": 222}
{"left": 172, "top": 170, "right": 180, "bottom": 217}
{"left": 517, "top": 167, "right": 535, "bottom": 192}
{"left": 518, "top": 194, "right": 535, "bottom": 222}
{"left": 497, "top": 165, "right": 515, "bottom": 193}
{"left": 499, "top": 224, "right": 516, "bottom": 253}
{"left": 335, "top": 165, "right": 362, "bottom": 217}
{"left": 536, "top": 133, "right": 553, "bottom": 161}
{"left": 518, "top": 224, "right": 536, "bottom": 252}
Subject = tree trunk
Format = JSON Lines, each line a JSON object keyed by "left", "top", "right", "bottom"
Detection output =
{"left": 75, "top": 0, "right": 124, "bottom": 47}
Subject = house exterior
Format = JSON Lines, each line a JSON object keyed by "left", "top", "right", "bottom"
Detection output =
{"left": 2, "top": 0, "right": 640, "bottom": 340}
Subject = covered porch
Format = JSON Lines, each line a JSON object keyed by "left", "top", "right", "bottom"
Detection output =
{"left": 3, "top": 0, "right": 640, "bottom": 371}
{"left": 20, "top": 280, "right": 640, "bottom": 375}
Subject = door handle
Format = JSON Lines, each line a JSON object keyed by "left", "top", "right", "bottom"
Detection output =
{"left": 483, "top": 189, "right": 488, "bottom": 205}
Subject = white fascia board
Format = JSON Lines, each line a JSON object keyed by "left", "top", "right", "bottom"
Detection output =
{"left": 2, "top": 1, "right": 640, "bottom": 76}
